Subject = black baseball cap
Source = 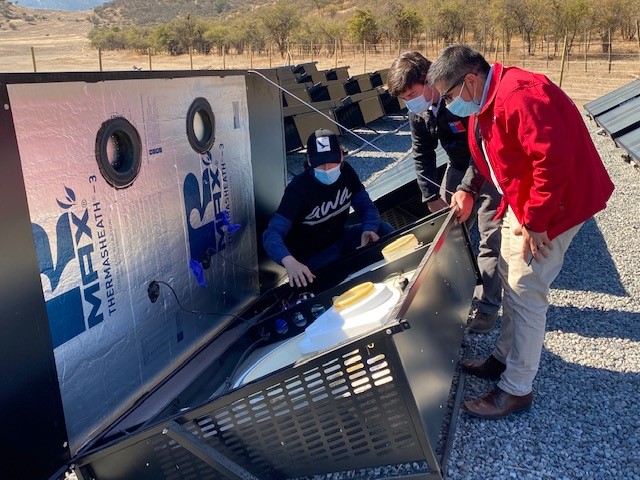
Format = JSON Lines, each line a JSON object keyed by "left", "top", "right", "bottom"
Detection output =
{"left": 306, "top": 129, "right": 343, "bottom": 167}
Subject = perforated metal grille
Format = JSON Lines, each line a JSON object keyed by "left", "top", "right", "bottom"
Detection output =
{"left": 381, "top": 207, "right": 420, "bottom": 230}
{"left": 149, "top": 337, "right": 428, "bottom": 479}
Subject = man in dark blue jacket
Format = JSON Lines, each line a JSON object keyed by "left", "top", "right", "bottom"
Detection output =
{"left": 387, "top": 51, "right": 502, "bottom": 333}
{"left": 263, "top": 129, "right": 393, "bottom": 288}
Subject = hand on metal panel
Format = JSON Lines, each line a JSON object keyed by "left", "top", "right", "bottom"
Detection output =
{"left": 449, "top": 191, "right": 474, "bottom": 223}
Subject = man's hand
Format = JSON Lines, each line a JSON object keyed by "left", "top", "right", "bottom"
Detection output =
{"left": 360, "top": 230, "right": 380, "bottom": 247}
{"left": 515, "top": 225, "right": 553, "bottom": 264}
{"left": 449, "top": 191, "right": 474, "bottom": 223}
{"left": 282, "top": 255, "right": 316, "bottom": 287}
{"left": 427, "top": 197, "right": 448, "bottom": 213}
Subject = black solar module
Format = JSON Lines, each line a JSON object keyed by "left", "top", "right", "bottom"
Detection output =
{"left": 617, "top": 129, "right": 640, "bottom": 165}
{"left": 593, "top": 94, "right": 640, "bottom": 138}
{"left": 587, "top": 79, "right": 640, "bottom": 166}
{"left": 584, "top": 79, "right": 640, "bottom": 118}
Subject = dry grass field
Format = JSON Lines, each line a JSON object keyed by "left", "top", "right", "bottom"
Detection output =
{"left": 1, "top": 8, "right": 639, "bottom": 108}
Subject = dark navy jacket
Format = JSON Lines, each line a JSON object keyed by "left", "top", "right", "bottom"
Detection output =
{"left": 409, "top": 99, "right": 471, "bottom": 202}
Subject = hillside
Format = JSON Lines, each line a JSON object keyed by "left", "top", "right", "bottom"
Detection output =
{"left": 92, "top": 0, "right": 275, "bottom": 26}
{"left": 16, "top": 0, "right": 104, "bottom": 10}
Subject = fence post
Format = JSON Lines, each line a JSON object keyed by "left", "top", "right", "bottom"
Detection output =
{"left": 148, "top": 47, "right": 152, "bottom": 71}
{"left": 310, "top": 41, "right": 314, "bottom": 62}
{"left": 584, "top": 28, "right": 588, "bottom": 73}
{"left": 98, "top": 47, "right": 103, "bottom": 72}
{"left": 269, "top": 43, "right": 272, "bottom": 68}
{"left": 189, "top": 46, "right": 193, "bottom": 70}
{"left": 223, "top": 45, "right": 226, "bottom": 69}
{"left": 545, "top": 32, "right": 550, "bottom": 69}
{"left": 559, "top": 34, "right": 568, "bottom": 88}
{"left": 637, "top": 20, "right": 640, "bottom": 60}
{"left": 30, "top": 46, "right": 37, "bottom": 73}
{"left": 424, "top": 29, "right": 428, "bottom": 56}
{"left": 522, "top": 28, "right": 526, "bottom": 67}
{"left": 494, "top": 37, "right": 500, "bottom": 64}
{"left": 482, "top": 22, "right": 486, "bottom": 55}
{"left": 363, "top": 40, "right": 367, "bottom": 73}
{"left": 608, "top": 28, "right": 612, "bottom": 73}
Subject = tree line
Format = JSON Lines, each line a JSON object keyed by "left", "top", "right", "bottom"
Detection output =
{"left": 88, "top": 0, "right": 640, "bottom": 58}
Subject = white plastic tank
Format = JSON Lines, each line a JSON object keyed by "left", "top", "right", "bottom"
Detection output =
{"left": 232, "top": 277, "right": 408, "bottom": 388}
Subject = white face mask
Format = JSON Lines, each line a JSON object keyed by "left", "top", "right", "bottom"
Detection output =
{"left": 314, "top": 164, "right": 341, "bottom": 185}
{"left": 403, "top": 82, "right": 432, "bottom": 115}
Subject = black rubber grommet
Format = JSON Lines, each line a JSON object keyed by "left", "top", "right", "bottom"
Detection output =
{"left": 95, "top": 117, "right": 142, "bottom": 189}
{"left": 186, "top": 97, "right": 215, "bottom": 153}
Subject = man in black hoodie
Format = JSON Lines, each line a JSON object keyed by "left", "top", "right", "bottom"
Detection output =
{"left": 263, "top": 129, "right": 393, "bottom": 288}
{"left": 387, "top": 51, "right": 502, "bottom": 333}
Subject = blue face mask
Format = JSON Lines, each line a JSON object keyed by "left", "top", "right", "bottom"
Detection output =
{"left": 446, "top": 81, "right": 480, "bottom": 117}
{"left": 403, "top": 82, "right": 432, "bottom": 114}
{"left": 404, "top": 94, "right": 432, "bottom": 115}
{"left": 314, "top": 164, "right": 341, "bottom": 185}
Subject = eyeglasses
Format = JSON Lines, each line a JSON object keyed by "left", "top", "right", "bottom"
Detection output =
{"left": 441, "top": 74, "right": 470, "bottom": 103}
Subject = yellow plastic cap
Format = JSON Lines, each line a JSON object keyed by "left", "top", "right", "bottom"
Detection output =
{"left": 381, "top": 233, "right": 418, "bottom": 262}
{"left": 333, "top": 282, "right": 375, "bottom": 312}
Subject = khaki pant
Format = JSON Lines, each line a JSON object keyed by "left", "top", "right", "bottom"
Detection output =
{"left": 494, "top": 208, "right": 583, "bottom": 396}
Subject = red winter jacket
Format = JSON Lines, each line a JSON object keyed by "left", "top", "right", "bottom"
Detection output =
{"left": 467, "top": 63, "right": 614, "bottom": 240}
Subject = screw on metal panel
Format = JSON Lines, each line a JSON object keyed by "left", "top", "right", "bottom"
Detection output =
{"left": 162, "top": 428, "right": 168, "bottom": 434}
{"left": 385, "top": 329, "right": 392, "bottom": 335}
{"left": 3, "top": 104, "right": 8, "bottom": 110}
{"left": 63, "top": 441, "right": 68, "bottom": 448}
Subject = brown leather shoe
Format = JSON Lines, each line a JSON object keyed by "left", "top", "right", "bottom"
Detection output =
{"left": 461, "top": 355, "right": 506, "bottom": 379}
{"left": 464, "top": 386, "right": 534, "bottom": 419}
{"left": 469, "top": 311, "right": 498, "bottom": 333}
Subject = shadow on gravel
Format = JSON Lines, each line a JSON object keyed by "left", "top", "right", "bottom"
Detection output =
{"left": 547, "top": 304, "right": 640, "bottom": 341}
{"left": 451, "top": 330, "right": 640, "bottom": 480}
{"left": 552, "top": 217, "right": 626, "bottom": 296}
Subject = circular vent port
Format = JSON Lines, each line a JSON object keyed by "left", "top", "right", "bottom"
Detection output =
{"left": 186, "top": 97, "right": 215, "bottom": 153}
{"left": 95, "top": 117, "right": 142, "bottom": 189}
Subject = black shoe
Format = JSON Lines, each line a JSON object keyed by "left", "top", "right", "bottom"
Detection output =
{"left": 461, "top": 355, "right": 506, "bottom": 379}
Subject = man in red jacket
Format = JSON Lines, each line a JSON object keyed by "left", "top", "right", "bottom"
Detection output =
{"left": 429, "top": 45, "right": 614, "bottom": 419}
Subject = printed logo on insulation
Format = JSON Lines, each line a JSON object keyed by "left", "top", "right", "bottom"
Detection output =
{"left": 32, "top": 178, "right": 117, "bottom": 348}
{"left": 183, "top": 143, "right": 239, "bottom": 285}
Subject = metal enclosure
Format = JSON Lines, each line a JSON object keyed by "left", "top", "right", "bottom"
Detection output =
{"left": 0, "top": 69, "right": 285, "bottom": 480}
{"left": 0, "top": 69, "right": 479, "bottom": 480}
{"left": 72, "top": 210, "right": 478, "bottom": 479}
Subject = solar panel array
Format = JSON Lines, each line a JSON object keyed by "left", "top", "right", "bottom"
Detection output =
{"left": 585, "top": 79, "right": 640, "bottom": 166}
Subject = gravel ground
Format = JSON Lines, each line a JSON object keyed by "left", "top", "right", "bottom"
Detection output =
{"left": 289, "top": 112, "right": 640, "bottom": 480}
{"left": 446, "top": 116, "right": 640, "bottom": 480}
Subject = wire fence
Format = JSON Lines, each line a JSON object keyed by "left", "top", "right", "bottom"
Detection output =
{"left": 3, "top": 39, "right": 638, "bottom": 107}
{"left": 6, "top": 38, "right": 640, "bottom": 73}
